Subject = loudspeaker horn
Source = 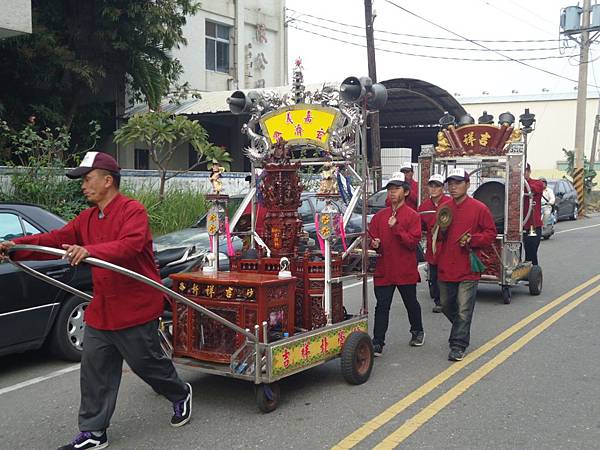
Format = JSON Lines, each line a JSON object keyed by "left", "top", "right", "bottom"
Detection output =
{"left": 340, "top": 76, "right": 365, "bottom": 103}
{"left": 367, "top": 82, "right": 388, "bottom": 110}
{"left": 227, "top": 90, "right": 256, "bottom": 114}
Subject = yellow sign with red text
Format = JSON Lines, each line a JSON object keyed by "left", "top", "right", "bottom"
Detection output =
{"left": 260, "top": 105, "right": 341, "bottom": 149}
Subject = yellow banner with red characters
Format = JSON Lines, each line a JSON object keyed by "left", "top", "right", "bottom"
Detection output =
{"left": 270, "top": 318, "right": 368, "bottom": 379}
{"left": 259, "top": 105, "right": 341, "bottom": 149}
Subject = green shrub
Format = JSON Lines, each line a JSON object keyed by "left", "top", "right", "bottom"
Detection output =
{"left": 121, "top": 183, "right": 209, "bottom": 236}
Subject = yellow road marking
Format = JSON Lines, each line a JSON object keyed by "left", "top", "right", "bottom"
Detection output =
{"left": 331, "top": 273, "right": 600, "bottom": 449}
{"left": 374, "top": 283, "right": 600, "bottom": 449}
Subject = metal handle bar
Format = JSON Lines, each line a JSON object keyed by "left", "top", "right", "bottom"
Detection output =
{"left": 7, "top": 244, "right": 256, "bottom": 341}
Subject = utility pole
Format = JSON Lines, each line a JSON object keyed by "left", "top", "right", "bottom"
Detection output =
{"left": 364, "top": 0, "right": 382, "bottom": 192}
{"left": 573, "top": 0, "right": 591, "bottom": 217}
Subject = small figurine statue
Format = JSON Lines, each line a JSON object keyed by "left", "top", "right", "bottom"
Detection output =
{"left": 278, "top": 257, "right": 291, "bottom": 278}
{"left": 318, "top": 161, "right": 339, "bottom": 195}
{"left": 435, "top": 131, "right": 450, "bottom": 153}
{"left": 209, "top": 162, "right": 225, "bottom": 195}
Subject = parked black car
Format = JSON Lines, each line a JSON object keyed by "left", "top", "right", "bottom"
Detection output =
{"left": 0, "top": 202, "right": 205, "bottom": 361}
{"left": 546, "top": 179, "right": 578, "bottom": 221}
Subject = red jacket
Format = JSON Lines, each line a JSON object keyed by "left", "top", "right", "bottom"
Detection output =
{"left": 406, "top": 179, "right": 419, "bottom": 210}
{"left": 368, "top": 203, "right": 422, "bottom": 286}
{"left": 436, "top": 196, "right": 497, "bottom": 282}
{"left": 13, "top": 193, "right": 164, "bottom": 330}
{"left": 523, "top": 177, "right": 545, "bottom": 229}
{"left": 417, "top": 194, "right": 451, "bottom": 265}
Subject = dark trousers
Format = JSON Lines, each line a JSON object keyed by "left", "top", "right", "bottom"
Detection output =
{"left": 523, "top": 227, "right": 542, "bottom": 266}
{"left": 79, "top": 319, "right": 188, "bottom": 432}
{"left": 439, "top": 280, "right": 478, "bottom": 351}
{"left": 428, "top": 264, "right": 441, "bottom": 305}
{"left": 373, "top": 284, "right": 423, "bottom": 346}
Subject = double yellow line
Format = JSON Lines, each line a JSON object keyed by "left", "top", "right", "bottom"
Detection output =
{"left": 333, "top": 273, "right": 600, "bottom": 450}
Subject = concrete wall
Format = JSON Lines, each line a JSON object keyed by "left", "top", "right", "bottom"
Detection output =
{"left": 0, "top": 0, "right": 31, "bottom": 38}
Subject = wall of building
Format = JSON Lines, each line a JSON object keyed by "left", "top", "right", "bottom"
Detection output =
{"left": 0, "top": 0, "right": 31, "bottom": 38}
{"left": 461, "top": 93, "right": 600, "bottom": 178}
{"left": 173, "top": 0, "right": 286, "bottom": 92}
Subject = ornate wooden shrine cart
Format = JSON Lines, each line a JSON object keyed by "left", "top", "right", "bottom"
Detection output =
{"left": 420, "top": 112, "right": 543, "bottom": 304}
{"left": 8, "top": 65, "right": 386, "bottom": 413}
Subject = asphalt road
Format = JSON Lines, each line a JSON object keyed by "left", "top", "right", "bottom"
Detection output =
{"left": 1, "top": 215, "right": 600, "bottom": 450}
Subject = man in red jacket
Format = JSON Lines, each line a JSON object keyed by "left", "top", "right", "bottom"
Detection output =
{"left": 1, "top": 152, "right": 192, "bottom": 450}
{"left": 400, "top": 162, "right": 419, "bottom": 210}
{"left": 417, "top": 173, "right": 451, "bottom": 313}
{"left": 436, "top": 168, "right": 496, "bottom": 362}
{"left": 369, "top": 171, "right": 424, "bottom": 356}
{"left": 523, "top": 163, "right": 545, "bottom": 266}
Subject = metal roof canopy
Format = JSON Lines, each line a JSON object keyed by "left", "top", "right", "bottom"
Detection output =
{"left": 378, "top": 78, "right": 466, "bottom": 153}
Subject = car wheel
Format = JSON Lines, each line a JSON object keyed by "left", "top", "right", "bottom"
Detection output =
{"left": 50, "top": 295, "right": 89, "bottom": 361}
{"left": 570, "top": 204, "right": 578, "bottom": 221}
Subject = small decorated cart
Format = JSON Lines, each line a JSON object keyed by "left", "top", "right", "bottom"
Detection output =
{"left": 419, "top": 112, "right": 543, "bottom": 304}
{"left": 8, "top": 63, "right": 387, "bottom": 413}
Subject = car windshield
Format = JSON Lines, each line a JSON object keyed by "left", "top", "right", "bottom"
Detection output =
{"left": 153, "top": 228, "right": 210, "bottom": 251}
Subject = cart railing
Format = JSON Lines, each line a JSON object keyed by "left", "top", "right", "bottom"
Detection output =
{"left": 7, "top": 244, "right": 257, "bottom": 342}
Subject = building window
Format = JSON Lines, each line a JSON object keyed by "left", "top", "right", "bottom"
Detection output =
{"left": 206, "top": 21, "right": 230, "bottom": 73}
{"left": 134, "top": 148, "right": 149, "bottom": 170}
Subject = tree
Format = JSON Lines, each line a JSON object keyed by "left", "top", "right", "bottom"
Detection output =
{"left": 114, "top": 111, "right": 232, "bottom": 200}
{"left": 0, "top": 0, "right": 199, "bottom": 150}
{"left": 562, "top": 148, "right": 597, "bottom": 193}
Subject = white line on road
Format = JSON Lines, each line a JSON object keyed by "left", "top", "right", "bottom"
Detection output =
{"left": 555, "top": 223, "right": 600, "bottom": 234}
{"left": 343, "top": 263, "right": 427, "bottom": 290}
{"left": 0, "top": 364, "right": 80, "bottom": 397}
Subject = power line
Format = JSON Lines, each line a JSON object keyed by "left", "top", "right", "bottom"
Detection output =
{"left": 291, "top": 17, "right": 563, "bottom": 52}
{"left": 289, "top": 24, "right": 571, "bottom": 62}
{"left": 285, "top": 7, "right": 562, "bottom": 44}
{"left": 477, "top": 0, "right": 558, "bottom": 38}
{"left": 382, "top": 0, "right": 600, "bottom": 88}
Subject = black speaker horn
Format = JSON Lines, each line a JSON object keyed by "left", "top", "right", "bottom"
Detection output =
{"left": 340, "top": 76, "right": 365, "bottom": 103}
{"left": 227, "top": 90, "right": 256, "bottom": 114}
{"left": 367, "top": 82, "right": 388, "bottom": 110}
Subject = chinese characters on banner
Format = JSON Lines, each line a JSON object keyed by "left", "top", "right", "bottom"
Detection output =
{"left": 261, "top": 106, "right": 340, "bottom": 149}
{"left": 437, "top": 124, "right": 516, "bottom": 158}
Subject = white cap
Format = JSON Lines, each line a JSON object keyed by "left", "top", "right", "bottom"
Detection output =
{"left": 400, "top": 162, "right": 413, "bottom": 172}
{"left": 384, "top": 172, "right": 406, "bottom": 189}
{"left": 445, "top": 168, "right": 470, "bottom": 182}
{"left": 428, "top": 174, "right": 445, "bottom": 185}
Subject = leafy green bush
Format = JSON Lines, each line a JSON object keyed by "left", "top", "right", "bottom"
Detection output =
{"left": 121, "top": 183, "right": 209, "bottom": 236}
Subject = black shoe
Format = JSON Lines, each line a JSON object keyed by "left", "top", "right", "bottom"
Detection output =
{"left": 409, "top": 331, "right": 425, "bottom": 347}
{"left": 373, "top": 343, "right": 384, "bottom": 357}
{"left": 57, "top": 431, "right": 108, "bottom": 450}
{"left": 432, "top": 304, "right": 443, "bottom": 313}
{"left": 171, "top": 383, "right": 192, "bottom": 427}
{"left": 448, "top": 348, "right": 465, "bottom": 361}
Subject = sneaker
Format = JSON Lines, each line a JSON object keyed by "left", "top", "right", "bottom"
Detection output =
{"left": 171, "top": 383, "right": 192, "bottom": 427}
{"left": 448, "top": 348, "right": 465, "bottom": 361}
{"left": 409, "top": 331, "right": 425, "bottom": 347}
{"left": 57, "top": 431, "right": 108, "bottom": 450}
{"left": 432, "top": 304, "right": 443, "bottom": 313}
{"left": 372, "top": 343, "right": 384, "bottom": 357}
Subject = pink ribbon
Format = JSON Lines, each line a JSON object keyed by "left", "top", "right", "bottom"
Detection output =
{"left": 209, "top": 234, "right": 214, "bottom": 253}
{"left": 314, "top": 213, "right": 325, "bottom": 255}
{"left": 225, "top": 216, "right": 235, "bottom": 257}
{"left": 337, "top": 215, "right": 347, "bottom": 252}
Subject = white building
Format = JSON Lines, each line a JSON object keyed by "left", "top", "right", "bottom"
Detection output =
{"left": 118, "top": 0, "right": 287, "bottom": 171}
{"left": 460, "top": 92, "right": 600, "bottom": 178}
{"left": 0, "top": 0, "right": 31, "bottom": 38}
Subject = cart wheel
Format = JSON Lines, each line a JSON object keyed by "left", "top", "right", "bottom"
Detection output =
{"left": 502, "top": 286, "right": 512, "bottom": 304}
{"left": 341, "top": 331, "right": 374, "bottom": 385}
{"left": 255, "top": 383, "right": 280, "bottom": 413}
{"left": 528, "top": 265, "right": 543, "bottom": 296}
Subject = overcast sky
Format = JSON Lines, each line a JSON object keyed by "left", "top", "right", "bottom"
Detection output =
{"left": 286, "top": 0, "right": 600, "bottom": 98}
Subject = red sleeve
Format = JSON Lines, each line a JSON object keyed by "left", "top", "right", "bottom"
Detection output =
{"left": 368, "top": 213, "right": 382, "bottom": 252}
{"left": 391, "top": 211, "right": 421, "bottom": 249}
{"left": 84, "top": 203, "right": 150, "bottom": 266}
{"left": 469, "top": 205, "right": 497, "bottom": 249}
{"left": 529, "top": 178, "right": 545, "bottom": 194}
{"left": 12, "top": 217, "right": 81, "bottom": 260}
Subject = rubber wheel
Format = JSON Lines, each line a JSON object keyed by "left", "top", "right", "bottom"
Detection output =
{"left": 502, "top": 286, "right": 512, "bottom": 304}
{"left": 528, "top": 265, "right": 543, "bottom": 296}
{"left": 50, "top": 295, "right": 89, "bottom": 361}
{"left": 255, "top": 383, "right": 280, "bottom": 413}
{"left": 341, "top": 331, "right": 374, "bottom": 385}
